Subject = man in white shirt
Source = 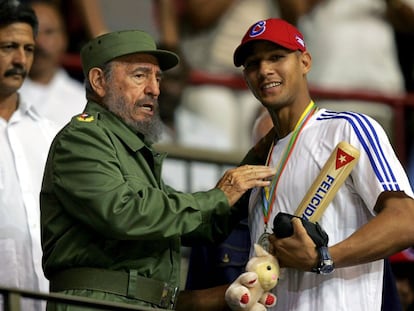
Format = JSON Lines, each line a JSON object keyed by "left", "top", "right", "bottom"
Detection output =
{"left": 20, "top": 0, "right": 85, "bottom": 129}
{"left": 0, "top": 1, "right": 59, "bottom": 310}
{"left": 234, "top": 17, "right": 414, "bottom": 311}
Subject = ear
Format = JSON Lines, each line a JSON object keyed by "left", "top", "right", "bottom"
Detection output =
{"left": 61, "top": 30, "right": 69, "bottom": 53}
{"left": 88, "top": 67, "right": 107, "bottom": 98}
{"left": 254, "top": 243, "right": 270, "bottom": 257}
{"left": 300, "top": 51, "right": 312, "bottom": 75}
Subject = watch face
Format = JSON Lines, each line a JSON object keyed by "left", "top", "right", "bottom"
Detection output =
{"left": 320, "top": 264, "right": 335, "bottom": 274}
{"left": 320, "top": 261, "right": 335, "bottom": 274}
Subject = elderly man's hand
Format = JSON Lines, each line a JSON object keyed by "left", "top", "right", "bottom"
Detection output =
{"left": 216, "top": 165, "right": 275, "bottom": 206}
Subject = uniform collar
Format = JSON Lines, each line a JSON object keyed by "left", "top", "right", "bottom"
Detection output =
{"left": 85, "top": 101, "right": 148, "bottom": 152}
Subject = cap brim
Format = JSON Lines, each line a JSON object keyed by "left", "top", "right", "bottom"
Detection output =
{"left": 234, "top": 40, "right": 301, "bottom": 67}
{"left": 233, "top": 44, "right": 248, "bottom": 67}
{"left": 148, "top": 49, "right": 179, "bottom": 71}
{"left": 233, "top": 40, "right": 260, "bottom": 67}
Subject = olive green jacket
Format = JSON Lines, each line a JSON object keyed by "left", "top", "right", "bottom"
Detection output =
{"left": 40, "top": 101, "right": 247, "bottom": 290}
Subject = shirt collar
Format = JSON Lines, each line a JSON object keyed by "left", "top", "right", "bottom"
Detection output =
{"left": 16, "top": 92, "right": 42, "bottom": 121}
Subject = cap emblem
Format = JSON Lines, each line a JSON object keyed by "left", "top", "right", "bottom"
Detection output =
{"left": 296, "top": 35, "right": 305, "bottom": 48}
{"left": 249, "top": 20, "right": 266, "bottom": 38}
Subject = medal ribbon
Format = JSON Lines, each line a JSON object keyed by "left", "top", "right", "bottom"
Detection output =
{"left": 261, "top": 101, "right": 318, "bottom": 228}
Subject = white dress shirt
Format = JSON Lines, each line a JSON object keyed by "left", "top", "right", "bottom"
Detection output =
{"left": 0, "top": 95, "right": 59, "bottom": 310}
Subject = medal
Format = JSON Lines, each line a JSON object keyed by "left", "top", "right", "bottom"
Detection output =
{"left": 258, "top": 231, "right": 271, "bottom": 252}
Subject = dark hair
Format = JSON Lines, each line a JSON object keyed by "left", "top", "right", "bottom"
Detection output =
{"left": 0, "top": 0, "right": 38, "bottom": 37}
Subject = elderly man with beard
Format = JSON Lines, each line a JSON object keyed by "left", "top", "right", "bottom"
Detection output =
{"left": 40, "top": 30, "right": 275, "bottom": 311}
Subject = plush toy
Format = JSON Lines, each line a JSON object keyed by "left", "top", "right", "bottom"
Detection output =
{"left": 225, "top": 243, "right": 279, "bottom": 311}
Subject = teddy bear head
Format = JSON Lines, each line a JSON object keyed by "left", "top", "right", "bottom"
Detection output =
{"left": 245, "top": 244, "right": 280, "bottom": 291}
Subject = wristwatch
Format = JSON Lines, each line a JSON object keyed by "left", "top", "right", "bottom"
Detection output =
{"left": 312, "top": 246, "right": 335, "bottom": 274}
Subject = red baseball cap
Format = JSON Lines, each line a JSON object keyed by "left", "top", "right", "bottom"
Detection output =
{"left": 233, "top": 18, "right": 306, "bottom": 67}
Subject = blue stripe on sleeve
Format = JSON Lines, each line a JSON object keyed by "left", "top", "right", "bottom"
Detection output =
{"left": 317, "top": 111, "right": 399, "bottom": 191}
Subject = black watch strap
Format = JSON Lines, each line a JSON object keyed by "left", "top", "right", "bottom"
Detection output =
{"left": 312, "top": 246, "right": 335, "bottom": 274}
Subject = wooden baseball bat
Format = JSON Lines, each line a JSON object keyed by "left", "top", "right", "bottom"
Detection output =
{"left": 294, "top": 141, "right": 360, "bottom": 222}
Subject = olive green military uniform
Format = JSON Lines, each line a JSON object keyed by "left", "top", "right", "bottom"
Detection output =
{"left": 41, "top": 101, "right": 246, "bottom": 310}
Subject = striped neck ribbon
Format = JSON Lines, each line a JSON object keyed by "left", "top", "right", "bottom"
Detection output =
{"left": 261, "top": 101, "right": 318, "bottom": 231}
